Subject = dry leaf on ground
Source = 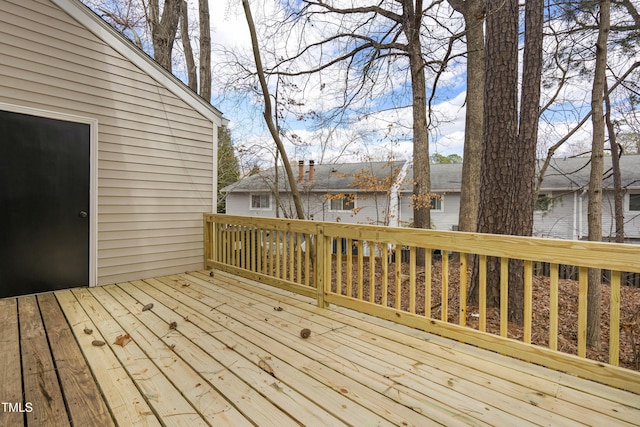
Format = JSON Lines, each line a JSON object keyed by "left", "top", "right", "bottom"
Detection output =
{"left": 114, "top": 334, "right": 132, "bottom": 347}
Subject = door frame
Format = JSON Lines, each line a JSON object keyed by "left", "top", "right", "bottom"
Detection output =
{"left": 0, "top": 102, "right": 98, "bottom": 287}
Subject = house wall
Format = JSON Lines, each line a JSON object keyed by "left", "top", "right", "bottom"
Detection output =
{"left": 398, "top": 192, "right": 460, "bottom": 230}
{"left": 226, "top": 191, "right": 396, "bottom": 225}
{"left": 0, "top": 0, "right": 216, "bottom": 284}
{"left": 228, "top": 187, "right": 640, "bottom": 242}
{"left": 533, "top": 191, "right": 577, "bottom": 240}
{"left": 600, "top": 191, "right": 640, "bottom": 241}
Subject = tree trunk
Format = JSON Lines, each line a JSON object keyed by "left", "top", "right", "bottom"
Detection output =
{"left": 179, "top": 0, "right": 197, "bottom": 92}
{"left": 198, "top": 0, "right": 211, "bottom": 102}
{"left": 605, "top": 81, "right": 624, "bottom": 243}
{"left": 475, "top": 0, "right": 519, "bottom": 318}
{"left": 508, "top": 0, "right": 544, "bottom": 324}
{"left": 449, "top": 0, "right": 484, "bottom": 234}
{"left": 400, "top": 0, "right": 431, "bottom": 236}
{"left": 149, "top": 0, "right": 182, "bottom": 72}
{"left": 241, "top": 0, "right": 306, "bottom": 221}
{"left": 587, "top": 0, "right": 611, "bottom": 349}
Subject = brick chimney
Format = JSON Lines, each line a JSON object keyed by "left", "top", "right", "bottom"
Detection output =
{"left": 309, "top": 160, "right": 315, "bottom": 182}
{"left": 298, "top": 160, "right": 304, "bottom": 183}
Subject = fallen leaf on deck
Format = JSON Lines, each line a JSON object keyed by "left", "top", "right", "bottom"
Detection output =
{"left": 84, "top": 327, "right": 93, "bottom": 334}
{"left": 91, "top": 340, "right": 105, "bottom": 347}
{"left": 169, "top": 321, "right": 178, "bottom": 330}
{"left": 142, "top": 303, "right": 154, "bottom": 311}
{"left": 114, "top": 334, "right": 132, "bottom": 347}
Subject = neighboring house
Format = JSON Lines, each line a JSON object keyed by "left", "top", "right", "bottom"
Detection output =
{"left": 224, "top": 156, "right": 640, "bottom": 243}
{"left": 223, "top": 160, "right": 407, "bottom": 225}
{"left": 0, "top": 0, "right": 227, "bottom": 298}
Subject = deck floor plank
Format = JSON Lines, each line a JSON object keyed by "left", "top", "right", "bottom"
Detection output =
{"left": 69, "top": 287, "right": 209, "bottom": 427}
{"left": 135, "top": 276, "right": 401, "bottom": 427}
{"left": 91, "top": 284, "right": 277, "bottom": 427}
{"left": 0, "top": 298, "right": 24, "bottom": 427}
{"left": 161, "top": 274, "right": 502, "bottom": 426}
{"left": 3, "top": 270, "right": 639, "bottom": 426}
{"left": 190, "top": 270, "right": 640, "bottom": 426}
{"left": 37, "top": 293, "right": 115, "bottom": 427}
{"left": 18, "top": 296, "right": 70, "bottom": 427}
{"left": 118, "top": 279, "right": 353, "bottom": 427}
{"left": 55, "top": 290, "right": 162, "bottom": 427}
{"left": 180, "top": 273, "right": 575, "bottom": 427}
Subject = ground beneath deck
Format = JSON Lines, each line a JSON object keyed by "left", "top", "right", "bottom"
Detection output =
{"left": 1, "top": 270, "right": 639, "bottom": 426}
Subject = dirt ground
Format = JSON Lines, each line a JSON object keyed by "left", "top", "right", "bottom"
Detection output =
{"left": 329, "top": 257, "right": 640, "bottom": 371}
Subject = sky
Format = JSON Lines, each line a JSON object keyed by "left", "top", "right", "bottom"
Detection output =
{"left": 206, "top": 1, "right": 636, "bottom": 171}
{"left": 208, "top": 1, "right": 472, "bottom": 166}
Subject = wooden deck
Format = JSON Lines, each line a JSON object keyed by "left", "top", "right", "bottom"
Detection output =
{"left": 1, "top": 271, "right": 639, "bottom": 426}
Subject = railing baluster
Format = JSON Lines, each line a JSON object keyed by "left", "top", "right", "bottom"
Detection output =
{"left": 289, "top": 231, "right": 294, "bottom": 282}
{"left": 395, "top": 245, "right": 401, "bottom": 310}
{"left": 228, "top": 225, "right": 232, "bottom": 265}
{"left": 267, "top": 230, "right": 273, "bottom": 276}
{"left": 524, "top": 260, "right": 533, "bottom": 344}
{"left": 409, "top": 246, "right": 416, "bottom": 314}
{"left": 258, "top": 227, "right": 267, "bottom": 274}
{"left": 549, "top": 263, "right": 559, "bottom": 351}
{"left": 609, "top": 270, "right": 621, "bottom": 366}
{"left": 578, "top": 266, "right": 588, "bottom": 358}
{"left": 369, "top": 242, "right": 376, "bottom": 303}
{"left": 275, "top": 230, "right": 281, "bottom": 279}
{"left": 500, "top": 257, "right": 508, "bottom": 337}
{"left": 296, "top": 233, "right": 302, "bottom": 285}
{"left": 441, "top": 250, "right": 448, "bottom": 322}
{"left": 357, "top": 240, "right": 364, "bottom": 300}
{"left": 382, "top": 244, "right": 388, "bottom": 307}
{"left": 425, "top": 249, "right": 432, "bottom": 319}
{"left": 232, "top": 225, "right": 238, "bottom": 267}
{"left": 459, "top": 252, "right": 467, "bottom": 326}
{"left": 336, "top": 238, "right": 342, "bottom": 295}
{"left": 304, "top": 233, "right": 310, "bottom": 287}
{"left": 346, "top": 238, "right": 353, "bottom": 297}
{"left": 240, "top": 226, "right": 246, "bottom": 270}
{"left": 479, "top": 254, "right": 487, "bottom": 332}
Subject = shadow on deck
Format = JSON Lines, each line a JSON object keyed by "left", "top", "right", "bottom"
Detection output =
{"left": 1, "top": 270, "right": 639, "bottom": 426}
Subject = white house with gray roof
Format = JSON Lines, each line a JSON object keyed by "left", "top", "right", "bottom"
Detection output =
{"left": 223, "top": 156, "right": 640, "bottom": 243}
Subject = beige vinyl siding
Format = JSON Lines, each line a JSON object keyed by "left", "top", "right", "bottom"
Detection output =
{"left": 0, "top": 0, "right": 216, "bottom": 284}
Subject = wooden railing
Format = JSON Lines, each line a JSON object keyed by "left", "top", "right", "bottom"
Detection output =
{"left": 204, "top": 214, "right": 640, "bottom": 393}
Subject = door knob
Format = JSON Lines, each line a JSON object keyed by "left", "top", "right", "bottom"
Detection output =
{"left": 79, "top": 210, "right": 88, "bottom": 218}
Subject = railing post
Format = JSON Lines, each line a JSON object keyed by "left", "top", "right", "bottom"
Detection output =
{"left": 203, "top": 213, "right": 217, "bottom": 269}
{"left": 203, "top": 214, "right": 212, "bottom": 269}
{"left": 315, "top": 223, "right": 329, "bottom": 308}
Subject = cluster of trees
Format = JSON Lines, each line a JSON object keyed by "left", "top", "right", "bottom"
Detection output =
{"left": 84, "top": 0, "right": 639, "bottom": 348}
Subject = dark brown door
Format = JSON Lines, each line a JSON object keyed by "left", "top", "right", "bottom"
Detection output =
{"left": 0, "top": 110, "right": 90, "bottom": 298}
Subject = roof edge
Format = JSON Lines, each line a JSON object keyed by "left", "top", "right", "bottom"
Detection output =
{"left": 52, "top": 0, "right": 227, "bottom": 127}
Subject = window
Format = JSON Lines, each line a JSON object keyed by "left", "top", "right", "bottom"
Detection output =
{"left": 250, "top": 194, "right": 271, "bottom": 210}
{"left": 535, "top": 194, "right": 552, "bottom": 212}
{"left": 629, "top": 193, "right": 640, "bottom": 212}
{"left": 329, "top": 194, "right": 355, "bottom": 211}
{"left": 430, "top": 196, "right": 443, "bottom": 211}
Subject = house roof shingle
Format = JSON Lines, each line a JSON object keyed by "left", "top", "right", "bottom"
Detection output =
{"left": 224, "top": 155, "right": 640, "bottom": 194}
